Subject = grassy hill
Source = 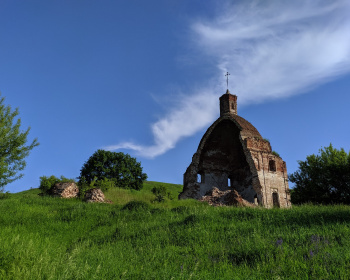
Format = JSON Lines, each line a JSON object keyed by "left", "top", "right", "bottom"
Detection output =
{"left": 1, "top": 182, "right": 350, "bottom": 279}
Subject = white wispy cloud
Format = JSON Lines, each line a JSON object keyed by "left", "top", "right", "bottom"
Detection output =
{"left": 104, "top": 89, "right": 218, "bottom": 158}
{"left": 105, "top": 0, "right": 350, "bottom": 158}
{"left": 194, "top": 0, "right": 350, "bottom": 104}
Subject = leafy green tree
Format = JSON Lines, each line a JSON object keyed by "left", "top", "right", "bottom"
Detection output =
{"left": 79, "top": 150, "right": 147, "bottom": 190}
{"left": 289, "top": 144, "right": 350, "bottom": 204}
{"left": 0, "top": 95, "right": 39, "bottom": 191}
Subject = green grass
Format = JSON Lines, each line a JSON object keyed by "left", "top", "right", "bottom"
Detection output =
{"left": 1, "top": 182, "right": 350, "bottom": 279}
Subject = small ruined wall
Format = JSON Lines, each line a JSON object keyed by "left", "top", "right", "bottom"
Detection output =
{"left": 181, "top": 158, "right": 202, "bottom": 200}
{"left": 245, "top": 137, "right": 291, "bottom": 208}
{"left": 258, "top": 156, "right": 290, "bottom": 208}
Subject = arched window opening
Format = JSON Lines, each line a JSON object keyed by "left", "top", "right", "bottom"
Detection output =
{"left": 269, "top": 159, "right": 276, "bottom": 172}
{"left": 197, "top": 173, "right": 204, "bottom": 184}
{"left": 228, "top": 177, "right": 231, "bottom": 187}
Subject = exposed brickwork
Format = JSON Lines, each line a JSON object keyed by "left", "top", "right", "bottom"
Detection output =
{"left": 179, "top": 91, "right": 291, "bottom": 208}
{"left": 245, "top": 137, "right": 271, "bottom": 152}
{"left": 220, "top": 90, "right": 238, "bottom": 116}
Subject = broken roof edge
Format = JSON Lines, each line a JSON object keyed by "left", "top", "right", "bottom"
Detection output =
{"left": 196, "top": 114, "right": 262, "bottom": 153}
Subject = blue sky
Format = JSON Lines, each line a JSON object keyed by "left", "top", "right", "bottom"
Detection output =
{"left": 1, "top": 0, "right": 350, "bottom": 193}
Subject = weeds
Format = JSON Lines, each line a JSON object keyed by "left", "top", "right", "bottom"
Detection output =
{"left": 1, "top": 184, "right": 350, "bottom": 279}
{"left": 272, "top": 150, "right": 280, "bottom": 157}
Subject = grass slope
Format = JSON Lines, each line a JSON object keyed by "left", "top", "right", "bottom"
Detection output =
{"left": 1, "top": 182, "right": 350, "bottom": 279}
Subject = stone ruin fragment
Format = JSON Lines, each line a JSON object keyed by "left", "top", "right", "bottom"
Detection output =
{"left": 49, "top": 182, "right": 110, "bottom": 203}
{"left": 83, "top": 188, "right": 106, "bottom": 203}
{"left": 51, "top": 182, "right": 79, "bottom": 198}
{"left": 179, "top": 90, "right": 291, "bottom": 208}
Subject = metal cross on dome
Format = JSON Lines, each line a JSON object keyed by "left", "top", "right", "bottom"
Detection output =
{"left": 225, "top": 72, "right": 230, "bottom": 90}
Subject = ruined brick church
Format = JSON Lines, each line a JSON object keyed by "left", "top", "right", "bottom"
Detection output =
{"left": 179, "top": 90, "right": 291, "bottom": 208}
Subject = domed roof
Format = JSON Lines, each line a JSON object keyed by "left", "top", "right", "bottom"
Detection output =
{"left": 230, "top": 114, "right": 262, "bottom": 139}
{"left": 196, "top": 114, "right": 262, "bottom": 152}
{"left": 195, "top": 91, "right": 262, "bottom": 152}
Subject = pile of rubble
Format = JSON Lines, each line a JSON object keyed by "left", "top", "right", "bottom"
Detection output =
{"left": 83, "top": 188, "right": 107, "bottom": 203}
{"left": 200, "top": 187, "right": 256, "bottom": 207}
{"left": 51, "top": 182, "right": 79, "bottom": 198}
{"left": 49, "top": 182, "right": 109, "bottom": 203}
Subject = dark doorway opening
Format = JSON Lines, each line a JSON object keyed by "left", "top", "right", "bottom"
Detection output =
{"left": 272, "top": 192, "right": 280, "bottom": 207}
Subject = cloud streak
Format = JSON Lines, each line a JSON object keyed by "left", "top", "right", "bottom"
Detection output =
{"left": 104, "top": 89, "right": 218, "bottom": 158}
{"left": 105, "top": 0, "right": 350, "bottom": 158}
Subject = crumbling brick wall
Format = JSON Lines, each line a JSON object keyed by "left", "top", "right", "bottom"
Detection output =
{"left": 245, "top": 137, "right": 291, "bottom": 208}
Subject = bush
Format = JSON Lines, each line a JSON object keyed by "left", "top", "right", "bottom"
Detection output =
{"left": 79, "top": 150, "right": 147, "bottom": 190}
{"left": 151, "top": 185, "right": 174, "bottom": 203}
{"left": 151, "top": 185, "right": 167, "bottom": 196}
{"left": 122, "top": 200, "right": 150, "bottom": 211}
{"left": 153, "top": 194, "right": 165, "bottom": 203}
{"left": 77, "top": 177, "right": 94, "bottom": 198}
{"left": 39, "top": 175, "right": 75, "bottom": 194}
{"left": 0, "top": 191, "right": 10, "bottom": 199}
{"left": 95, "top": 177, "right": 116, "bottom": 192}
{"left": 78, "top": 177, "right": 115, "bottom": 198}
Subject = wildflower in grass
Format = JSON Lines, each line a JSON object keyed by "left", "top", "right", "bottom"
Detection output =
{"left": 275, "top": 238, "right": 283, "bottom": 247}
{"left": 309, "top": 250, "right": 314, "bottom": 258}
{"left": 311, "top": 235, "right": 320, "bottom": 244}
